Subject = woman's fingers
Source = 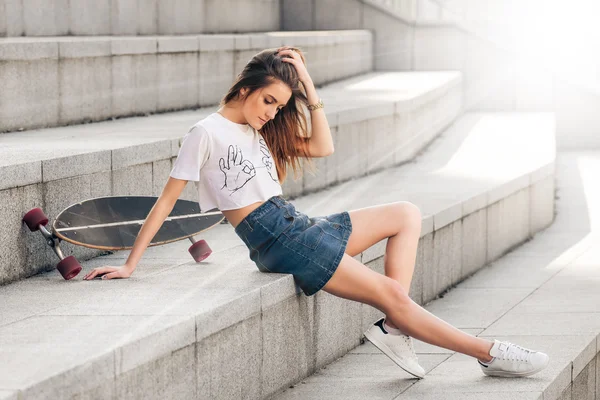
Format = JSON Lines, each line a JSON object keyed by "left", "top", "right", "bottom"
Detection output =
{"left": 278, "top": 48, "right": 298, "bottom": 58}
{"left": 101, "top": 271, "right": 119, "bottom": 280}
{"left": 83, "top": 268, "right": 100, "bottom": 280}
{"left": 84, "top": 267, "right": 114, "bottom": 280}
{"left": 278, "top": 49, "right": 306, "bottom": 70}
{"left": 84, "top": 266, "right": 133, "bottom": 280}
{"left": 280, "top": 53, "right": 299, "bottom": 65}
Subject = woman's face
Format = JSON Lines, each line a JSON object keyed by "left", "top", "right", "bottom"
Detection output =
{"left": 241, "top": 80, "right": 292, "bottom": 130}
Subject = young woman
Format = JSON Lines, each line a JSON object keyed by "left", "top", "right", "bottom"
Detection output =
{"left": 83, "top": 47, "right": 549, "bottom": 379}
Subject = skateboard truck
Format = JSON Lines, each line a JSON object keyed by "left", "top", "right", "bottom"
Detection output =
{"left": 22, "top": 208, "right": 82, "bottom": 280}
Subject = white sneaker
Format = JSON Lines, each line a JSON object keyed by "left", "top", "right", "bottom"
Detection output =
{"left": 363, "top": 318, "right": 425, "bottom": 379}
{"left": 479, "top": 339, "right": 549, "bottom": 377}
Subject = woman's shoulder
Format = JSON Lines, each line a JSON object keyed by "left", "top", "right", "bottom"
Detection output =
{"left": 180, "top": 120, "right": 213, "bottom": 150}
{"left": 193, "top": 112, "right": 232, "bottom": 135}
{"left": 187, "top": 116, "right": 215, "bottom": 137}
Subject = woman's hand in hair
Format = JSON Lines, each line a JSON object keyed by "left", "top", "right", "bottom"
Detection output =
{"left": 277, "top": 47, "right": 313, "bottom": 85}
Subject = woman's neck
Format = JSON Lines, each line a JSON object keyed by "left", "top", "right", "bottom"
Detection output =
{"left": 217, "top": 105, "right": 247, "bottom": 125}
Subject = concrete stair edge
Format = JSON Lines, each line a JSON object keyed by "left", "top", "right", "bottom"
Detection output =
{"left": 0, "top": 30, "right": 373, "bottom": 133}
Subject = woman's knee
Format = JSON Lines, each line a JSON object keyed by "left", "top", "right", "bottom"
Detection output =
{"left": 395, "top": 202, "right": 422, "bottom": 232}
{"left": 379, "top": 278, "right": 412, "bottom": 314}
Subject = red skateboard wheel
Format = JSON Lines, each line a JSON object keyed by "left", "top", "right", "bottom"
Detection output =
{"left": 189, "top": 240, "right": 212, "bottom": 262}
{"left": 23, "top": 208, "right": 49, "bottom": 232}
{"left": 57, "top": 256, "right": 82, "bottom": 280}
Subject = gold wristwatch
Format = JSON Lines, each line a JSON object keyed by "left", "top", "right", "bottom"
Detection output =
{"left": 307, "top": 98, "right": 324, "bottom": 111}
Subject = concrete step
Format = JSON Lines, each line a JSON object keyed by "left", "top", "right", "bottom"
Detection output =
{"left": 0, "top": 111, "right": 555, "bottom": 399}
{"left": 270, "top": 151, "right": 599, "bottom": 400}
{"left": 0, "top": 70, "right": 462, "bottom": 285}
{"left": 0, "top": 0, "right": 280, "bottom": 37}
{"left": 0, "top": 30, "right": 372, "bottom": 133}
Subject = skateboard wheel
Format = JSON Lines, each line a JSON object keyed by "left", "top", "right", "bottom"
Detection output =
{"left": 57, "top": 256, "right": 82, "bottom": 280}
{"left": 23, "top": 208, "right": 49, "bottom": 232}
{"left": 189, "top": 240, "right": 212, "bottom": 262}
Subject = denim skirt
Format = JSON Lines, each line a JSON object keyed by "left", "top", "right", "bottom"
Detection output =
{"left": 234, "top": 195, "right": 353, "bottom": 296}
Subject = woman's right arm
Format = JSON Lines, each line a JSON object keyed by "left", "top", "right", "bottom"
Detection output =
{"left": 83, "top": 177, "right": 189, "bottom": 280}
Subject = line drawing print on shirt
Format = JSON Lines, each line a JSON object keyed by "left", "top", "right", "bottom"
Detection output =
{"left": 259, "top": 138, "right": 279, "bottom": 182}
{"left": 219, "top": 144, "right": 256, "bottom": 195}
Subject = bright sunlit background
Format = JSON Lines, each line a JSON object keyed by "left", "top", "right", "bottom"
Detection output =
{"left": 460, "top": 0, "right": 600, "bottom": 91}
{"left": 368, "top": 0, "right": 600, "bottom": 148}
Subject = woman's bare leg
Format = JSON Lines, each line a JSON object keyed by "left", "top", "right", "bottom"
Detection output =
{"left": 322, "top": 253, "right": 494, "bottom": 363}
{"left": 344, "top": 202, "right": 423, "bottom": 329}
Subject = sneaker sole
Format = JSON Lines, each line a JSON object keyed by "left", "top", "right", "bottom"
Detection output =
{"left": 364, "top": 330, "right": 425, "bottom": 379}
{"left": 481, "top": 359, "right": 549, "bottom": 378}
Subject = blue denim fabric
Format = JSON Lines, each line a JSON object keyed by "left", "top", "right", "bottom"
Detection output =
{"left": 234, "top": 195, "right": 352, "bottom": 296}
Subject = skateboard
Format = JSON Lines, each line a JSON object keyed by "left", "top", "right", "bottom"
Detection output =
{"left": 22, "top": 196, "right": 225, "bottom": 280}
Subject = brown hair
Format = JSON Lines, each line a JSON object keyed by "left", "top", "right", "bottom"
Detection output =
{"left": 219, "top": 46, "right": 316, "bottom": 185}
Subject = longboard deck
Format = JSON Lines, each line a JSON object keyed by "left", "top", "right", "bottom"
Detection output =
{"left": 52, "top": 196, "right": 224, "bottom": 250}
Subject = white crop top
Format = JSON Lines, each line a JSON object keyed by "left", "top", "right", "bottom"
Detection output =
{"left": 169, "top": 112, "right": 283, "bottom": 212}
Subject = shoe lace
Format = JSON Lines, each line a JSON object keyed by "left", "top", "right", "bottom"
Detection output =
{"left": 393, "top": 335, "right": 418, "bottom": 359}
{"left": 499, "top": 342, "right": 532, "bottom": 363}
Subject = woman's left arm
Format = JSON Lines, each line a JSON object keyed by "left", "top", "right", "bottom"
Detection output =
{"left": 302, "top": 79, "right": 334, "bottom": 156}
{"left": 279, "top": 47, "right": 334, "bottom": 157}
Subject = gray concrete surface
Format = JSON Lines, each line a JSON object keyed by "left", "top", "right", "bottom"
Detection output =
{"left": 0, "top": 0, "right": 279, "bottom": 36}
